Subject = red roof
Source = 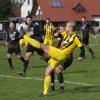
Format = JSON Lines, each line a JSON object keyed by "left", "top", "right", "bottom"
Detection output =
{"left": 37, "top": 0, "right": 100, "bottom": 21}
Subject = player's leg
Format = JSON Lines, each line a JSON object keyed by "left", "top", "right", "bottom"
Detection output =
{"left": 7, "top": 47, "right": 13, "bottom": 70}
{"left": 55, "top": 65, "right": 64, "bottom": 92}
{"left": 17, "top": 52, "right": 32, "bottom": 76}
{"left": 85, "top": 45, "right": 95, "bottom": 58}
{"left": 55, "top": 55, "right": 73, "bottom": 92}
{"left": 43, "top": 38, "right": 48, "bottom": 45}
{"left": 17, "top": 44, "right": 35, "bottom": 76}
{"left": 19, "top": 39, "right": 25, "bottom": 47}
{"left": 24, "top": 35, "right": 69, "bottom": 61}
{"left": 84, "top": 37, "right": 95, "bottom": 58}
{"left": 23, "top": 52, "right": 32, "bottom": 73}
{"left": 49, "top": 38, "right": 53, "bottom": 46}
{"left": 15, "top": 44, "right": 25, "bottom": 62}
{"left": 50, "top": 71, "right": 55, "bottom": 91}
{"left": 42, "top": 66, "right": 52, "bottom": 96}
{"left": 42, "top": 59, "right": 59, "bottom": 96}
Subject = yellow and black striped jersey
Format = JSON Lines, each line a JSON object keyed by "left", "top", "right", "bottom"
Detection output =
{"left": 60, "top": 32, "right": 82, "bottom": 50}
{"left": 44, "top": 24, "right": 55, "bottom": 39}
{"left": 60, "top": 31, "right": 67, "bottom": 39}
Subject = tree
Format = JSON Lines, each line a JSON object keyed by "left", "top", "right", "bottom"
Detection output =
{"left": 0, "top": 0, "right": 11, "bottom": 20}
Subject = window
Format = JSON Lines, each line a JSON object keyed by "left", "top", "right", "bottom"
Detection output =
{"left": 92, "top": 21, "right": 99, "bottom": 27}
{"left": 27, "top": 0, "right": 30, "bottom": 5}
{"left": 73, "top": 3, "right": 86, "bottom": 13}
{"left": 0, "top": 23, "right": 3, "bottom": 31}
{"left": 48, "top": 1, "right": 64, "bottom": 8}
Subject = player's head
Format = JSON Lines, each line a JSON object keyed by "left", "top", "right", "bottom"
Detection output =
{"left": 45, "top": 18, "right": 50, "bottom": 24}
{"left": 9, "top": 22, "right": 15, "bottom": 29}
{"left": 81, "top": 16, "right": 86, "bottom": 22}
{"left": 59, "top": 25, "right": 65, "bottom": 33}
{"left": 26, "top": 16, "right": 33, "bottom": 25}
{"left": 66, "top": 21, "right": 76, "bottom": 33}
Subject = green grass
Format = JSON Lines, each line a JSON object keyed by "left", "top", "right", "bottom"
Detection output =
{"left": 0, "top": 37, "right": 100, "bottom": 100}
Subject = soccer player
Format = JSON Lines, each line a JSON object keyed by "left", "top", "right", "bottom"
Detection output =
{"left": 17, "top": 16, "right": 44, "bottom": 76}
{"left": 6, "top": 22, "right": 24, "bottom": 70}
{"left": 23, "top": 21, "right": 85, "bottom": 96}
{"left": 51, "top": 25, "right": 85, "bottom": 92}
{"left": 51, "top": 25, "right": 73, "bottom": 92}
{"left": 78, "top": 16, "right": 96, "bottom": 60}
{"left": 43, "top": 18, "right": 56, "bottom": 46}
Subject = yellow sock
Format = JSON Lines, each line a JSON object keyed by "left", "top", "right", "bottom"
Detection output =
{"left": 43, "top": 76, "right": 51, "bottom": 95}
{"left": 24, "top": 35, "right": 40, "bottom": 49}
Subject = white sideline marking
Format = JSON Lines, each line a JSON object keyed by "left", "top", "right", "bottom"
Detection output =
{"left": 0, "top": 75, "right": 96, "bottom": 86}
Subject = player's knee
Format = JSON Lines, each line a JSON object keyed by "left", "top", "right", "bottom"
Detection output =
{"left": 7, "top": 54, "right": 11, "bottom": 59}
{"left": 55, "top": 67, "right": 62, "bottom": 73}
{"left": 45, "top": 66, "right": 52, "bottom": 76}
{"left": 17, "top": 55, "right": 21, "bottom": 59}
{"left": 24, "top": 53, "right": 31, "bottom": 60}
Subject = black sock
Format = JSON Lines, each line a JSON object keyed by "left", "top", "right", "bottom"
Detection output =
{"left": 88, "top": 48, "right": 94, "bottom": 56}
{"left": 8, "top": 58, "right": 13, "bottom": 68}
{"left": 86, "top": 46, "right": 94, "bottom": 56}
{"left": 51, "top": 72, "right": 55, "bottom": 86}
{"left": 20, "top": 56, "right": 25, "bottom": 62}
{"left": 23, "top": 60, "right": 29, "bottom": 73}
{"left": 57, "top": 72, "right": 64, "bottom": 87}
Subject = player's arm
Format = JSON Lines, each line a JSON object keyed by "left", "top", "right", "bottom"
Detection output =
{"left": 5, "top": 30, "right": 9, "bottom": 45}
{"left": 89, "top": 24, "right": 96, "bottom": 39}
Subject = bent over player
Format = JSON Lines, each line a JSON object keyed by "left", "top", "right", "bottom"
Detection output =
{"left": 23, "top": 21, "right": 85, "bottom": 96}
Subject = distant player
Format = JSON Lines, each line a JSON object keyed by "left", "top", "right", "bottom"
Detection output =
{"left": 78, "top": 16, "right": 96, "bottom": 60}
{"left": 6, "top": 22, "right": 24, "bottom": 70}
{"left": 43, "top": 18, "right": 56, "bottom": 46}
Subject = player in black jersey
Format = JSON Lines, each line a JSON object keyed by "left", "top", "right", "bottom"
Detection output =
{"left": 78, "top": 16, "right": 96, "bottom": 60}
{"left": 6, "top": 22, "right": 24, "bottom": 70}
{"left": 17, "top": 16, "right": 44, "bottom": 76}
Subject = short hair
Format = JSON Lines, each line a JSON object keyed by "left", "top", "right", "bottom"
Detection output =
{"left": 26, "top": 16, "right": 32, "bottom": 19}
{"left": 9, "top": 21, "right": 15, "bottom": 25}
{"left": 46, "top": 18, "right": 50, "bottom": 21}
{"left": 81, "top": 16, "right": 86, "bottom": 19}
{"left": 66, "top": 21, "right": 76, "bottom": 31}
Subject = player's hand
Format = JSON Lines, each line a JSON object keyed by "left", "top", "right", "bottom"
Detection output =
{"left": 5, "top": 42, "right": 8, "bottom": 46}
{"left": 54, "top": 32, "right": 59, "bottom": 37}
{"left": 28, "top": 31, "right": 34, "bottom": 35}
{"left": 91, "top": 34, "right": 96, "bottom": 39}
{"left": 93, "top": 35, "right": 96, "bottom": 39}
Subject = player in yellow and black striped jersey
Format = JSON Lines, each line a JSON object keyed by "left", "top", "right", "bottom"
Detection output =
{"left": 51, "top": 25, "right": 73, "bottom": 92}
{"left": 43, "top": 18, "right": 56, "bottom": 46}
{"left": 23, "top": 21, "right": 85, "bottom": 96}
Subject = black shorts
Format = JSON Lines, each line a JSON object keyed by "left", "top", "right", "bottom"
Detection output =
{"left": 62, "top": 56, "right": 73, "bottom": 70}
{"left": 7, "top": 44, "right": 21, "bottom": 55}
{"left": 82, "top": 36, "right": 89, "bottom": 45}
{"left": 26, "top": 44, "right": 44, "bottom": 56}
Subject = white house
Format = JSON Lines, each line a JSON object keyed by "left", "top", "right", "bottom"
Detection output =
{"left": 21, "top": 0, "right": 33, "bottom": 18}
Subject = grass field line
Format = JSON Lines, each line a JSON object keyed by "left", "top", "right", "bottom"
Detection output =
{"left": 0, "top": 74, "right": 96, "bottom": 86}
